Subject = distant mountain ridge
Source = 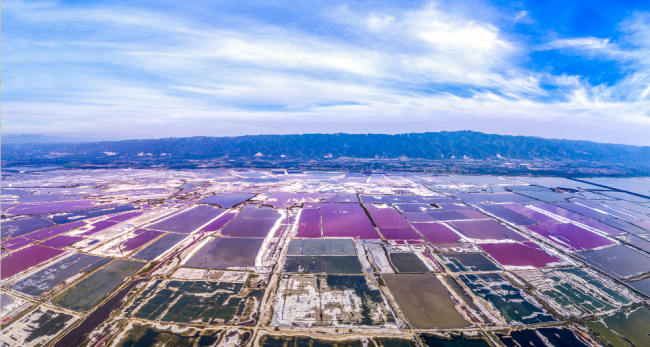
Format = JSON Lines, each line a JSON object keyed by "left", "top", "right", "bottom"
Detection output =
{"left": 3, "top": 131, "right": 650, "bottom": 166}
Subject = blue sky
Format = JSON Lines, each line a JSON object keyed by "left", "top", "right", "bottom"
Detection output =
{"left": 3, "top": 0, "right": 650, "bottom": 145}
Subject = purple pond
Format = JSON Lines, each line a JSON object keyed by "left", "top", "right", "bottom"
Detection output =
{"left": 296, "top": 208, "right": 321, "bottom": 238}
{"left": 119, "top": 229, "right": 165, "bottom": 253}
{"left": 379, "top": 227, "right": 423, "bottom": 240}
{"left": 449, "top": 220, "right": 528, "bottom": 241}
{"left": 40, "top": 235, "right": 84, "bottom": 248}
{"left": 1, "top": 245, "right": 65, "bottom": 280}
{"left": 1, "top": 237, "right": 33, "bottom": 251}
{"left": 7, "top": 200, "right": 114, "bottom": 215}
{"left": 320, "top": 204, "right": 379, "bottom": 239}
{"left": 364, "top": 204, "right": 411, "bottom": 228}
{"left": 411, "top": 223, "right": 462, "bottom": 243}
{"left": 479, "top": 242, "right": 562, "bottom": 268}
{"left": 501, "top": 203, "right": 559, "bottom": 224}
{"left": 24, "top": 221, "right": 86, "bottom": 241}
{"left": 79, "top": 220, "right": 120, "bottom": 236}
{"left": 533, "top": 204, "right": 589, "bottom": 221}
{"left": 525, "top": 223, "right": 615, "bottom": 251}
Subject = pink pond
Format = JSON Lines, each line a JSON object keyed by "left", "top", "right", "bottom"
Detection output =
{"left": 533, "top": 204, "right": 589, "bottom": 221}
{"left": 1, "top": 245, "right": 65, "bottom": 279}
{"left": 501, "top": 203, "right": 559, "bottom": 224}
{"left": 320, "top": 204, "right": 379, "bottom": 239}
{"left": 1, "top": 203, "right": 18, "bottom": 211}
{"left": 40, "top": 235, "right": 84, "bottom": 248}
{"left": 364, "top": 204, "right": 411, "bottom": 228}
{"left": 378, "top": 227, "right": 423, "bottom": 240}
{"left": 119, "top": 229, "right": 164, "bottom": 254}
{"left": 1, "top": 237, "right": 33, "bottom": 251}
{"left": 200, "top": 212, "right": 237, "bottom": 233}
{"left": 449, "top": 220, "right": 528, "bottom": 241}
{"left": 23, "top": 221, "right": 86, "bottom": 240}
{"left": 295, "top": 209, "right": 321, "bottom": 238}
{"left": 6, "top": 200, "right": 115, "bottom": 215}
{"left": 106, "top": 211, "right": 145, "bottom": 222}
{"left": 265, "top": 192, "right": 335, "bottom": 208}
{"left": 411, "top": 223, "right": 462, "bottom": 243}
{"left": 579, "top": 219, "right": 626, "bottom": 235}
{"left": 80, "top": 220, "right": 120, "bottom": 236}
{"left": 478, "top": 242, "right": 562, "bottom": 268}
{"left": 525, "top": 223, "right": 615, "bottom": 251}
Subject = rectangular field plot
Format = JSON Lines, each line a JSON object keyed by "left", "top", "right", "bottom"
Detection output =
{"left": 458, "top": 273, "right": 557, "bottom": 325}
{"left": 1, "top": 217, "right": 55, "bottom": 240}
{"left": 364, "top": 204, "right": 411, "bottom": 228}
{"left": 498, "top": 328, "right": 591, "bottom": 347}
{"left": 411, "top": 223, "right": 462, "bottom": 243}
{"left": 146, "top": 205, "right": 225, "bottom": 233}
{"left": 383, "top": 274, "right": 471, "bottom": 328}
{"left": 219, "top": 218, "right": 277, "bottom": 237}
{"left": 112, "top": 323, "right": 223, "bottom": 347}
{"left": 501, "top": 203, "right": 560, "bottom": 224}
{"left": 236, "top": 204, "right": 281, "bottom": 218}
{"left": 52, "top": 259, "right": 145, "bottom": 311}
{"left": 90, "top": 228, "right": 164, "bottom": 257}
{"left": 10, "top": 253, "right": 107, "bottom": 297}
{"left": 131, "top": 232, "right": 189, "bottom": 260}
{"left": 295, "top": 208, "right": 321, "bottom": 238}
{"left": 0, "top": 307, "right": 80, "bottom": 347}
{"left": 273, "top": 274, "right": 396, "bottom": 326}
{"left": 449, "top": 220, "right": 527, "bottom": 241}
{"left": 201, "top": 192, "right": 256, "bottom": 207}
{"left": 389, "top": 253, "right": 434, "bottom": 273}
{"left": 283, "top": 256, "right": 363, "bottom": 273}
{"left": 478, "top": 204, "right": 538, "bottom": 226}
{"left": 575, "top": 245, "right": 650, "bottom": 279}
{"left": 516, "top": 268, "right": 637, "bottom": 317}
{"left": 378, "top": 227, "right": 423, "bottom": 240}
{"left": 438, "top": 253, "right": 500, "bottom": 272}
{"left": 478, "top": 242, "right": 567, "bottom": 269}
{"left": 525, "top": 223, "right": 615, "bottom": 252}
{"left": 587, "top": 307, "right": 650, "bottom": 347}
{"left": 1, "top": 245, "right": 66, "bottom": 280}
{"left": 184, "top": 237, "right": 264, "bottom": 269}
{"left": 287, "top": 238, "right": 357, "bottom": 256}
{"left": 130, "top": 280, "right": 262, "bottom": 324}
{"left": 320, "top": 204, "right": 379, "bottom": 239}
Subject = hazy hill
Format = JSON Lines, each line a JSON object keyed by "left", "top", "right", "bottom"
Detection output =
{"left": 3, "top": 131, "right": 650, "bottom": 166}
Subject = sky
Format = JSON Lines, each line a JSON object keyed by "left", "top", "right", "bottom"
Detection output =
{"left": 3, "top": 0, "right": 650, "bottom": 145}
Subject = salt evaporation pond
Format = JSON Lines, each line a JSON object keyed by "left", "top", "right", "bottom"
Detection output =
{"left": 383, "top": 274, "right": 471, "bottom": 328}
{"left": 7, "top": 200, "right": 113, "bottom": 215}
{"left": 412, "top": 223, "right": 462, "bottom": 243}
{"left": 553, "top": 202, "right": 614, "bottom": 219}
{"left": 184, "top": 237, "right": 264, "bottom": 269}
{"left": 449, "top": 220, "right": 527, "bottom": 241}
{"left": 220, "top": 218, "right": 277, "bottom": 237}
{"left": 601, "top": 219, "right": 648, "bottom": 234}
{"left": 106, "top": 211, "right": 145, "bottom": 222}
{"left": 576, "top": 245, "right": 650, "bottom": 279}
{"left": 578, "top": 219, "right": 626, "bottom": 235}
{"left": 1, "top": 245, "right": 66, "bottom": 280}
{"left": 236, "top": 204, "right": 281, "bottom": 218}
{"left": 320, "top": 203, "right": 379, "bottom": 238}
{"left": 79, "top": 220, "right": 119, "bottom": 236}
{"left": 525, "top": 223, "right": 614, "bottom": 251}
{"left": 41, "top": 235, "right": 84, "bottom": 248}
{"left": 23, "top": 221, "right": 85, "bottom": 240}
{"left": 439, "top": 253, "right": 500, "bottom": 272}
{"left": 1, "top": 217, "right": 55, "bottom": 239}
{"left": 296, "top": 208, "right": 321, "bottom": 238}
{"left": 360, "top": 195, "right": 456, "bottom": 204}
{"left": 455, "top": 193, "right": 537, "bottom": 204}
{"left": 201, "top": 193, "right": 256, "bottom": 208}
{"left": 48, "top": 203, "right": 138, "bottom": 224}
{"left": 146, "top": 205, "right": 225, "bottom": 233}
{"left": 420, "top": 334, "right": 491, "bottom": 347}
{"left": 500, "top": 203, "right": 559, "bottom": 224}
{"left": 533, "top": 203, "right": 589, "bottom": 221}
{"left": 10, "top": 253, "right": 106, "bottom": 296}
{"left": 379, "top": 227, "right": 423, "bottom": 240}
{"left": 132, "top": 232, "right": 188, "bottom": 260}
{"left": 1, "top": 237, "right": 33, "bottom": 250}
{"left": 389, "top": 253, "right": 432, "bottom": 273}
{"left": 117, "top": 229, "right": 165, "bottom": 254}
{"left": 478, "top": 242, "right": 563, "bottom": 268}
{"left": 265, "top": 192, "right": 334, "bottom": 208}
{"left": 459, "top": 273, "right": 556, "bottom": 325}
{"left": 199, "top": 212, "right": 237, "bottom": 233}
{"left": 364, "top": 204, "right": 411, "bottom": 228}
{"left": 287, "top": 239, "right": 356, "bottom": 256}
{"left": 478, "top": 204, "right": 537, "bottom": 225}
{"left": 427, "top": 210, "right": 473, "bottom": 221}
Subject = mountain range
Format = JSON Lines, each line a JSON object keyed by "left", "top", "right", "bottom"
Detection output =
{"left": 3, "top": 131, "right": 650, "bottom": 167}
